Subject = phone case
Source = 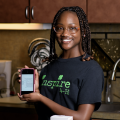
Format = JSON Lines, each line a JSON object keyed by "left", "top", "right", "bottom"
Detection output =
{"left": 20, "top": 68, "right": 35, "bottom": 95}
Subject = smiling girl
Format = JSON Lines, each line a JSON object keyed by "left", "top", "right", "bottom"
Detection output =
{"left": 18, "top": 6, "right": 104, "bottom": 120}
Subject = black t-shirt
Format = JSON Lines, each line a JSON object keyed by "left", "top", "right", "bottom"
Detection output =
{"left": 37, "top": 54, "right": 104, "bottom": 120}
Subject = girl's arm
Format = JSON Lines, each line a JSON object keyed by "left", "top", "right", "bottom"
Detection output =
{"left": 18, "top": 93, "right": 95, "bottom": 120}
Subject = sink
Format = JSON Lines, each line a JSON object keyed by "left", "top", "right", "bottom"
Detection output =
{"left": 97, "top": 103, "right": 120, "bottom": 112}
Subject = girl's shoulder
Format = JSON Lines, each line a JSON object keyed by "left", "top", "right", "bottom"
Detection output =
{"left": 82, "top": 54, "right": 103, "bottom": 73}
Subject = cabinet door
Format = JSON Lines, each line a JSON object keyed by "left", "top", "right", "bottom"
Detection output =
{"left": 0, "top": 0, "right": 29, "bottom": 23}
{"left": 30, "top": 0, "right": 86, "bottom": 23}
{"left": 88, "top": 0, "right": 120, "bottom": 23}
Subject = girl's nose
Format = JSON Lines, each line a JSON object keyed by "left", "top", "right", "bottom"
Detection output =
{"left": 61, "top": 28, "right": 70, "bottom": 36}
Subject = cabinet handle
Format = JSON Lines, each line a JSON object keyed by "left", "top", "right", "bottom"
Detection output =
{"left": 31, "top": 6, "right": 34, "bottom": 19}
{"left": 25, "top": 6, "right": 29, "bottom": 19}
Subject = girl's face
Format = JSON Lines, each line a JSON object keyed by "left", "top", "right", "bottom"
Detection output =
{"left": 55, "top": 11, "right": 82, "bottom": 52}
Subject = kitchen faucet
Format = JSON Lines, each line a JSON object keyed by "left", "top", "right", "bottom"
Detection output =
{"left": 105, "top": 58, "right": 120, "bottom": 103}
{"left": 111, "top": 58, "right": 120, "bottom": 81}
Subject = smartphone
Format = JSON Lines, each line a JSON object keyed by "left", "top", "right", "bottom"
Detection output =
{"left": 20, "top": 68, "right": 35, "bottom": 95}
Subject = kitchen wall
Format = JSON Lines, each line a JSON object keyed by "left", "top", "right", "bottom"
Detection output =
{"left": 0, "top": 24, "right": 120, "bottom": 102}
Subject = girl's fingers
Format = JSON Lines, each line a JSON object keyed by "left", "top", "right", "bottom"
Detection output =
{"left": 18, "top": 65, "right": 29, "bottom": 73}
{"left": 17, "top": 93, "right": 22, "bottom": 98}
{"left": 17, "top": 93, "right": 19, "bottom": 96}
{"left": 35, "top": 69, "right": 38, "bottom": 76}
{"left": 17, "top": 93, "right": 26, "bottom": 101}
{"left": 19, "top": 80, "right": 21, "bottom": 82}
{"left": 25, "top": 65, "right": 29, "bottom": 68}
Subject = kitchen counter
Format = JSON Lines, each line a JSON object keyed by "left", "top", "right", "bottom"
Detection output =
{"left": 0, "top": 95, "right": 35, "bottom": 108}
{"left": 92, "top": 103, "right": 120, "bottom": 120}
{"left": 0, "top": 96, "right": 120, "bottom": 120}
{"left": 92, "top": 111, "right": 120, "bottom": 120}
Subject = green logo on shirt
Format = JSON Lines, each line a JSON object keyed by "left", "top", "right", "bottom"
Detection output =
{"left": 58, "top": 75, "right": 63, "bottom": 80}
{"left": 42, "top": 75, "right": 46, "bottom": 80}
{"left": 41, "top": 75, "right": 70, "bottom": 95}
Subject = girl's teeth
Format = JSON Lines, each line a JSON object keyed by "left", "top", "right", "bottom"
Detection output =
{"left": 63, "top": 39, "right": 72, "bottom": 41}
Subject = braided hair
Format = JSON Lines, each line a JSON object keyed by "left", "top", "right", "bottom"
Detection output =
{"left": 48, "top": 6, "right": 93, "bottom": 62}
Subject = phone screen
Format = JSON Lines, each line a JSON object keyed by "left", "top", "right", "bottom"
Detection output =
{"left": 21, "top": 69, "right": 34, "bottom": 95}
{"left": 22, "top": 74, "right": 33, "bottom": 91}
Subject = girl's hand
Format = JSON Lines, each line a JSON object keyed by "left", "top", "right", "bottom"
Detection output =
{"left": 17, "top": 92, "right": 41, "bottom": 102}
{"left": 17, "top": 65, "right": 40, "bottom": 101}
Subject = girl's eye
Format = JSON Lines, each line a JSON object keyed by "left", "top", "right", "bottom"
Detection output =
{"left": 69, "top": 27, "right": 77, "bottom": 30}
{"left": 58, "top": 27, "right": 63, "bottom": 30}
{"left": 56, "top": 26, "right": 63, "bottom": 29}
{"left": 55, "top": 26, "right": 63, "bottom": 31}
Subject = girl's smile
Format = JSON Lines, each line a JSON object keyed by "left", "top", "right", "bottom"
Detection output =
{"left": 61, "top": 37, "right": 73, "bottom": 44}
{"left": 62, "top": 39, "right": 72, "bottom": 42}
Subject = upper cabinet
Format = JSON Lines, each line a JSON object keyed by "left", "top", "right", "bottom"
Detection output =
{"left": 2, "top": 0, "right": 120, "bottom": 23}
{"left": 0, "top": 0, "right": 29, "bottom": 23}
{"left": 87, "top": 0, "right": 120, "bottom": 23}
{"left": 30, "top": 0, "right": 86, "bottom": 23}
{"left": 0, "top": 0, "right": 86, "bottom": 23}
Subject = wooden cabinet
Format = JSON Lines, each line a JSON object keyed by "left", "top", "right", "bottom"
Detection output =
{"left": 30, "top": 0, "right": 86, "bottom": 23}
{"left": 1, "top": 0, "right": 120, "bottom": 23}
{"left": 0, "top": 0, "right": 29, "bottom": 23}
{"left": 87, "top": 0, "right": 120, "bottom": 23}
{"left": 0, "top": 0, "right": 86, "bottom": 23}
